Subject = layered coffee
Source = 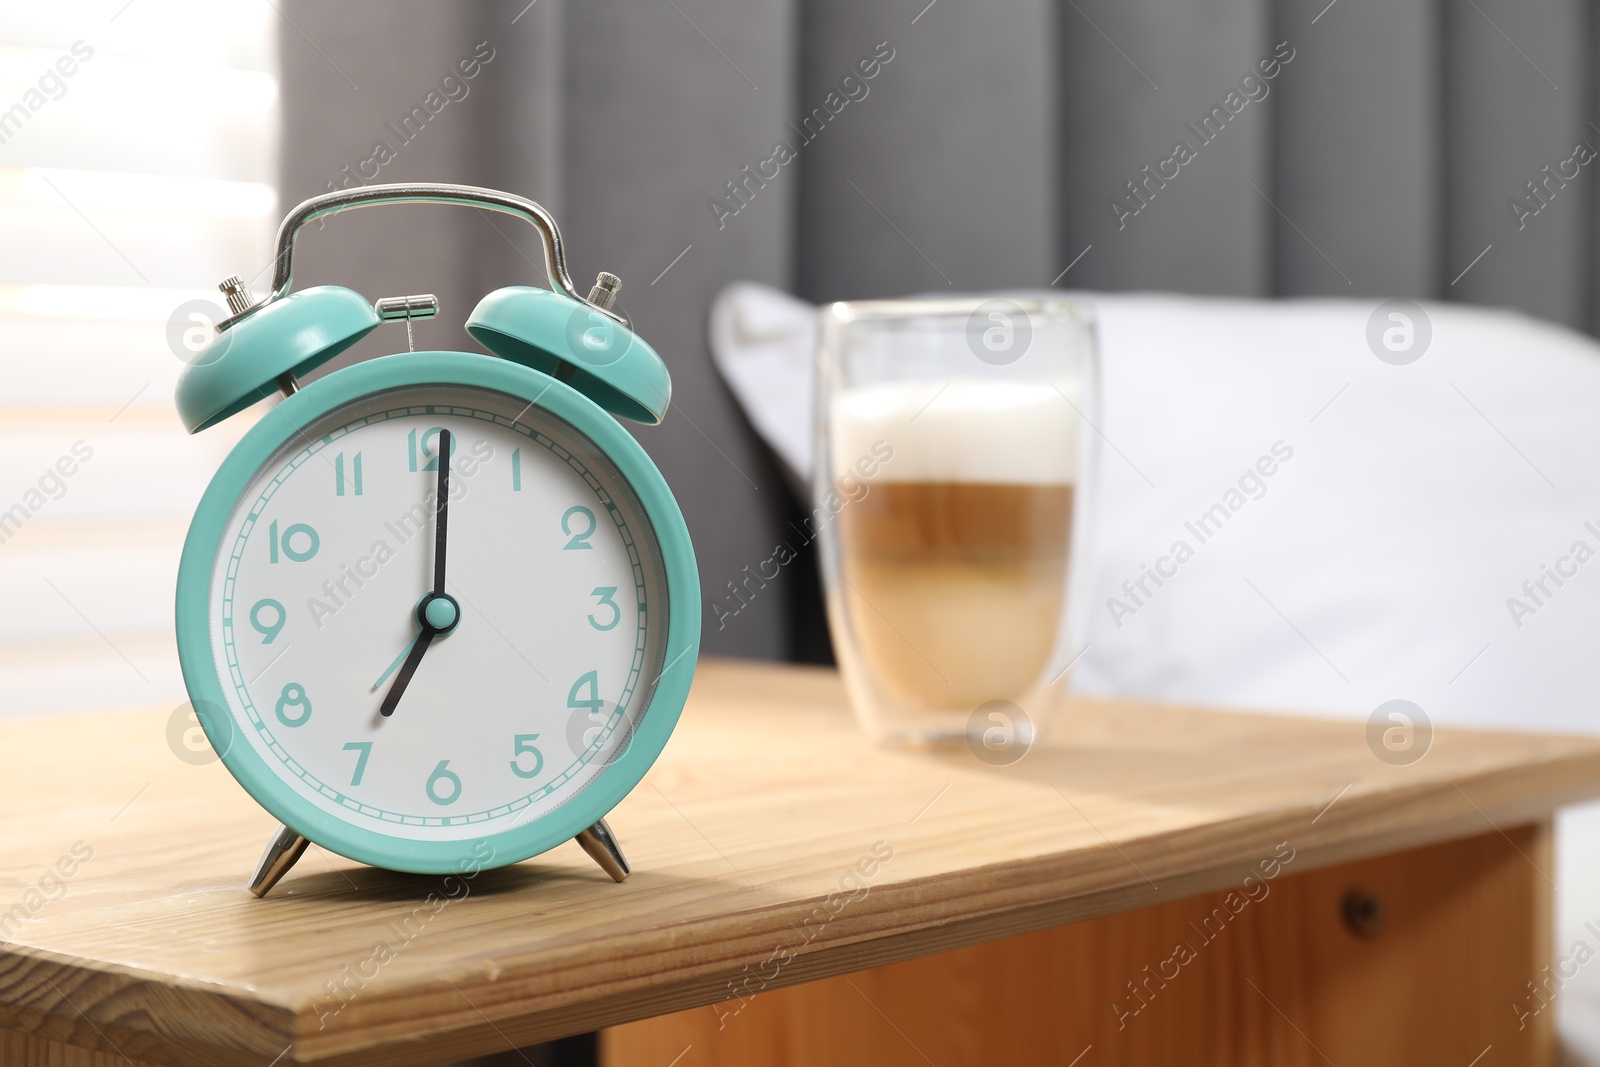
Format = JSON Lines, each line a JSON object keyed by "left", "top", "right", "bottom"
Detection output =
{"left": 828, "top": 378, "right": 1078, "bottom": 713}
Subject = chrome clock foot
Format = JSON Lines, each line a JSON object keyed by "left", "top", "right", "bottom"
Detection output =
{"left": 575, "top": 817, "right": 630, "bottom": 882}
{"left": 248, "top": 823, "right": 310, "bottom": 898}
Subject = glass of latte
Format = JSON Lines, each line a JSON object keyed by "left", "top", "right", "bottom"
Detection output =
{"left": 815, "top": 297, "right": 1096, "bottom": 747}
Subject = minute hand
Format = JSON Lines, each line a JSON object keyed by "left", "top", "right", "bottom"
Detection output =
{"left": 380, "top": 429, "right": 453, "bottom": 717}
{"left": 432, "top": 428, "right": 450, "bottom": 594}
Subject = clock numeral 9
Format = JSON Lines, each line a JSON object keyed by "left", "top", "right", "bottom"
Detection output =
{"left": 562, "top": 506, "right": 596, "bottom": 550}
{"left": 510, "top": 734, "right": 544, "bottom": 779}
{"left": 249, "top": 598, "right": 286, "bottom": 643}
{"left": 408, "top": 426, "right": 455, "bottom": 472}
{"left": 587, "top": 587, "right": 621, "bottom": 631}
{"left": 267, "top": 520, "right": 320, "bottom": 564}
{"left": 426, "top": 759, "right": 462, "bottom": 805}
{"left": 275, "top": 682, "right": 312, "bottom": 727}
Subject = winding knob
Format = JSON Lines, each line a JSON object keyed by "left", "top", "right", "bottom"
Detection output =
{"left": 587, "top": 272, "right": 621, "bottom": 311}
{"left": 218, "top": 275, "right": 256, "bottom": 317}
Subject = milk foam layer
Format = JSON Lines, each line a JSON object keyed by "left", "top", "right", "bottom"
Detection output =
{"left": 830, "top": 377, "right": 1079, "bottom": 485}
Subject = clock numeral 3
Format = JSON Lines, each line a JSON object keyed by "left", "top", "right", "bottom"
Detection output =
{"left": 426, "top": 759, "right": 462, "bottom": 805}
{"left": 268, "top": 520, "right": 319, "bottom": 564}
{"left": 510, "top": 734, "right": 544, "bottom": 779}
{"left": 275, "top": 682, "right": 312, "bottom": 727}
{"left": 588, "top": 587, "right": 620, "bottom": 631}
{"left": 408, "top": 426, "right": 455, "bottom": 472}
{"left": 334, "top": 451, "right": 364, "bottom": 496}
{"left": 249, "top": 598, "right": 286, "bottom": 643}
{"left": 562, "top": 506, "right": 596, "bottom": 550}
{"left": 341, "top": 741, "right": 373, "bottom": 785}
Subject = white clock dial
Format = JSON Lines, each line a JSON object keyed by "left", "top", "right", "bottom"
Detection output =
{"left": 208, "top": 384, "right": 670, "bottom": 842}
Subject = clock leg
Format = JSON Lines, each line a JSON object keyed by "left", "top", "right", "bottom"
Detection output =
{"left": 247, "top": 823, "right": 310, "bottom": 898}
{"left": 575, "top": 818, "right": 630, "bottom": 882}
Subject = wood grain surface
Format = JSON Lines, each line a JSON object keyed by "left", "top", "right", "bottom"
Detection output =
{"left": 0, "top": 660, "right": 1594, "bottom": 1065}
{"left": 603, "top": 823, "right": 1554, "bottom": 1066}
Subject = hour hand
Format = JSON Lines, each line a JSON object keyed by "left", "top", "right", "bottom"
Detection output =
{"left": 379, "top": 627, "right": 435, "bottom": 716}
{"left": 372, "top": 632, "right": 420, "bottom": 692}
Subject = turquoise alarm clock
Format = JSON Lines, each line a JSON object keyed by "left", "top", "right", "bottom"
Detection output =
{"left": 174, "top": 184, "right": 699, "bottom": 897}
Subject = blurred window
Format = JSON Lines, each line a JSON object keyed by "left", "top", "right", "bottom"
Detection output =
{"left": 0, "top": 3, "right": 278, "bottom": 715}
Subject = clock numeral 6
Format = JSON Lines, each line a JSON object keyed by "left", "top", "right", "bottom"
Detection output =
{"left": 249, "top": 598, "right": 286, "bottom": 643}
{"left": 408, "top": 426, "right": 456, "bottom": 472}
{"left": 267, "top": 519, "right": 319, "bottom": 564}
{"left": 562, "top": 505, "right": 596, "bottom": 550}
{"left": 510, "top": 734, "right": 544, "bottom": 779}
{"left": 275, "top": 682, "right": 312, "bottom": 727}
{"left": 426, "top": 759, "right": 462, "bottom": 805}
{"left": 588, "top": 587, "right": 620, "bottom": 631}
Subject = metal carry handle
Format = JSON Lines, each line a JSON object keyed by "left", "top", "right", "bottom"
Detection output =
{"left": 263, "top": 182, "right": 624, "bottom": 322}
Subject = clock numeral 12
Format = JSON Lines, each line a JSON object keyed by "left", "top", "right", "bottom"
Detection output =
{"left": 511, "top": 447, "right": 522, "bottom": 491}
{"left": 334, "top": 451, "right": 363, "bottom": 496}
{"left": 408, "top": 426, "right": 454, "bottom": 472}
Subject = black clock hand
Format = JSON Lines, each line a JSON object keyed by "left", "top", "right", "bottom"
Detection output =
{"left": 433, "top": 428, "right": 450, "bottom": 595}
{"left": 379, "top": 627, "right": 435, "bottom": 716}
{"left": 380, "top": 430, "right": 456, "bottom": 717}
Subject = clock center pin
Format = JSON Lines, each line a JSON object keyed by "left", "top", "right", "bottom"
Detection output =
{"left": 418, "top": 592, "right": 461, "bottom": 634}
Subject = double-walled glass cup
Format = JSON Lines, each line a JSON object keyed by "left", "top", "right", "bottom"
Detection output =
{"left": 814, "top": 297, "right": 1097, "bottom": 751}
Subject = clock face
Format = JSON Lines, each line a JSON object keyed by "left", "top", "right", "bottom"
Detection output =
{"left": 204, "top": 382, "right": 671, "bottom": 850}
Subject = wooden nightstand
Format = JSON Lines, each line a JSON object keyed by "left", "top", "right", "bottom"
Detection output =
{"left": 0, "top": 660, "right": 1592, "bottom": 1065}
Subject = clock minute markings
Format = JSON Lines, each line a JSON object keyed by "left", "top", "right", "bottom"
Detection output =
{"left": 379, "top": 429, "right": 462, "bottom": 717}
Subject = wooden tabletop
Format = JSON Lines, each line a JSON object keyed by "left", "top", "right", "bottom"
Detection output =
{"left": 3, "top": 659, "right": 1599, "bottom": 1067}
